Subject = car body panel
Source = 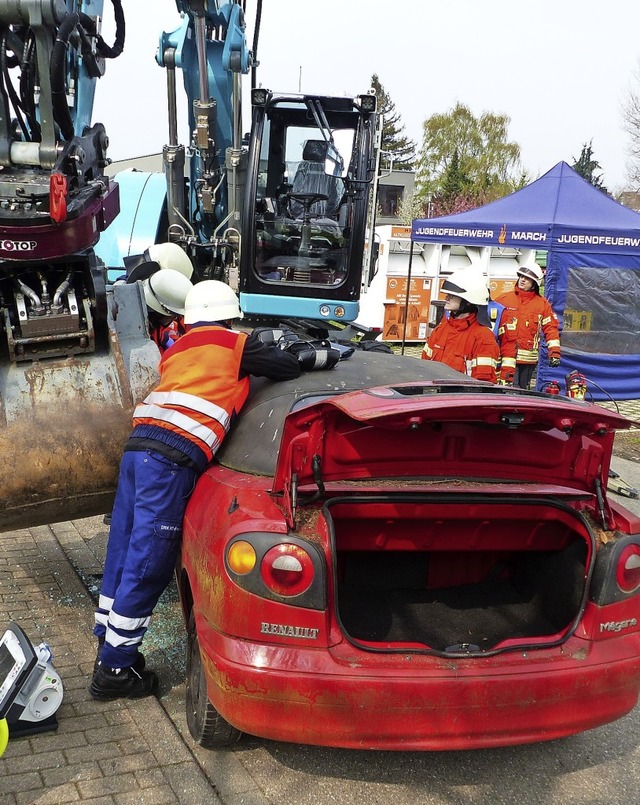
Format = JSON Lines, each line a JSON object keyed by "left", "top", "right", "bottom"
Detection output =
{"left": 194, "top": 607, "right": 640, "bottom": 750}
{"left": 180, "top": 350, "right": 640, "bottom": 750}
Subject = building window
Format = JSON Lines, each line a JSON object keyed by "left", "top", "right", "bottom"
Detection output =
{"left": 379, "top": 185, "right": 403, "bottom": 217}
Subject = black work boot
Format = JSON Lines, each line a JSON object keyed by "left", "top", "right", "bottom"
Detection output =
{"left": 89, "top": 664, "right": 159, "bottom": 701}
{"left": 94, "top": 637, "right": 145, "bottom": 675}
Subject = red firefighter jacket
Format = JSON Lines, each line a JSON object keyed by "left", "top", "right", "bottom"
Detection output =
{"left": 421, "top": 312, "right": 499, "bottom": 383}
{"left": 150, "top": 315, "right": 187, "bottom": 353}
{"left": 495, "top": 289, "right": 561, "bottom": 372}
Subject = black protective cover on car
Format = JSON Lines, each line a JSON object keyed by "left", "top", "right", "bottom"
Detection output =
{"left": 218, "top": 351, "right": 470, "bottom": 475}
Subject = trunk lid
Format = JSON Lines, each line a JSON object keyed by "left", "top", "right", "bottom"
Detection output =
{"left": 272, "top": 382, "right": 636, "bottom": 527}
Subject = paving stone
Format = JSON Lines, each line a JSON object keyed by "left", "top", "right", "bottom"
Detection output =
{"left": 77, "top": 772, "right": 140, "bottom": 799}
{"left": 0, "top": 770, "right": 44, "bottom": 795}
{"left": 42, "top": 761, "right": 104, "bottom": 787}
{"left": 16, "top": 784, "right": 82, "bottom": 804}
{"left": 114, "top": 786, "right": 176, "bottom": 805}
{"left": 98, "top": 751, "right": 159, "bottom": 776}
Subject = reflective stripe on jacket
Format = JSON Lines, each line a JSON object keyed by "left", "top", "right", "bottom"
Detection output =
{"left": 421, "top": 313, "right": 499, "bottom": 383}
{"left": 497, "top": 310, "right": 518, "bottom": 382}
{"left": 133, "top": 325, "right": 250, "bottom": 463}
{"left": 495, "top": 289, "right": 561, "bottom": 364}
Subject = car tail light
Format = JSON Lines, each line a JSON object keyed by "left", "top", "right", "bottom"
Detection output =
{"left": 225, "top": 533, "right": 326, "bottom": 610}
{"left": 616, "top": 544, "right": 640, "bottom": 593}
{"left": 261, "top": 544, "right": 315, "bottom": 597}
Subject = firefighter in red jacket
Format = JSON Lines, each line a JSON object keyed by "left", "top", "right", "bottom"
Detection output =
{"left": 495, "top": 265, "right": 561, "bottom": 389}
{"left": 90, "top": 281, "right": 302, "bottom": 701}
{"left": 422, "top": 268, "right": 500, "bottom": 383}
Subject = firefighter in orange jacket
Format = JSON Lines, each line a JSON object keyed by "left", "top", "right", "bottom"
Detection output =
{"left": 90, "top": 281, "right": 302, "bottom": 701}
{"left": 422, "top": 268, "right": 500, "bottom": 383}
{"left": 495, "top": 265, "right": 561, "bottom": 389}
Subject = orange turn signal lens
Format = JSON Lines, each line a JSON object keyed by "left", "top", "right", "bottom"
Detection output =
{"left": 227, "top": 540, "right": 257, "bottom": 575}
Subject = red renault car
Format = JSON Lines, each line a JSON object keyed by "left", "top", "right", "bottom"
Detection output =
{"left": 178, "top": 350, "right": 640, "bottom": 751}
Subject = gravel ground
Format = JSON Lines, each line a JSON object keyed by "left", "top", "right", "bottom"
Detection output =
{"left": 614, "top": 430, "right": 640, "bottom": 462}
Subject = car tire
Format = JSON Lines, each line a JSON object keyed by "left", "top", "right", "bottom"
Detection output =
{"left": 185, "top": 609, "right": 242, "bottom": 748}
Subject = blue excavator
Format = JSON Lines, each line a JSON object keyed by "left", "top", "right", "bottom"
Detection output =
{"left": 0, "top": 1, "right": 377, "bottom": 530}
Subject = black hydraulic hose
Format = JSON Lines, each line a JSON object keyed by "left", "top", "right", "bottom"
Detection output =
{"left": 50, "top": 12, "right": 79, "bottom": 141}
{"left": 2, "top": 29, "right": 22, "bottom": 68}
{"left": 251, "top": 0, "right": 262, "bottom": 90}
{"left": 0, "top": 44, "right": 10, "bottom": 145}
{"left": 79, "top": 0, "right": 125, "bottom": 60}
{"left": 20, "top": 33, "right": 40, "bottom": 141}
{"left": 0, "top": 29, "right": 28, "bottom": 140}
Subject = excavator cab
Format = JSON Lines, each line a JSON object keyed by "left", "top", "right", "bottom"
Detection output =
{"left": 239, "top": 91, "right": 377, "bottom": 324}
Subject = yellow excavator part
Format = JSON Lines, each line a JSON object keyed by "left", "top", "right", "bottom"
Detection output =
{"left": 0, "top": 718, "right": 8, "bottom": 757}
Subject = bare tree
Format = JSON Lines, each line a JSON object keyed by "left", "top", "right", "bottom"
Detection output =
{"left": 621, "top": 62, "right": 640, "bottom": 186}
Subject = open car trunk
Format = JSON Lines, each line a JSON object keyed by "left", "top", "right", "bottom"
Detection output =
{"left": 324, "top": 496, "right": 592, "bottom": 654}
{"left": 271, "top": 381, "right": 638, "bottom": 656}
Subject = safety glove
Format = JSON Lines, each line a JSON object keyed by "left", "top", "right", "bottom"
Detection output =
{"left": 285, "top": 340, "right": 340, "bottom": 371}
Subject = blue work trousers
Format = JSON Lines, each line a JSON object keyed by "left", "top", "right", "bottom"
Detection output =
{"left": 94, "top": 449, "right": 198, "bottom": 669}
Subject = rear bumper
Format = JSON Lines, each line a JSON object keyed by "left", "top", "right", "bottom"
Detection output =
{"left": 200, "top": 627, "right": 640, "bottom": 750}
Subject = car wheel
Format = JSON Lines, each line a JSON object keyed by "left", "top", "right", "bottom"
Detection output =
{"left": 185, "top": 609, "right": 242, "bottom": 748}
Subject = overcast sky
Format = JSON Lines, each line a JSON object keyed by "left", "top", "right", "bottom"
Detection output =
{"left": 94, "top": 0, "right": 640, "bottom": 193}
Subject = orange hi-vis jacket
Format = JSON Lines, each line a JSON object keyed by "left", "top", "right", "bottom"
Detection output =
{"left": 421, "top": 312, "right": 500, "bottom": 383}
{"left": 495, "top": 288, "right": 561, "bottom": 366}
{"left": 133, "top": 325, "right": 250, "bottom": 465}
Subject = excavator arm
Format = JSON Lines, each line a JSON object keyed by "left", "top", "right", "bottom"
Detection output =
{"left": 102, "top": 1, "right": 378, "bottom": 325}
{"left": 158, "top": 1, "right": 253, "bottom": 261}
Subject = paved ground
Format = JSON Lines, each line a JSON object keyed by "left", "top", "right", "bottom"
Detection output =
{"left": 0, "top": 519, "right": 220, "bottom": 805}
{"left": 1, "top": 398, "right": 638, "bottom": 804}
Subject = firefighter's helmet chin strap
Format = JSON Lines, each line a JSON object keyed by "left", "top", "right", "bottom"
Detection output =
{"left": 450, "top": 299, "right": 476, "bottom": 319}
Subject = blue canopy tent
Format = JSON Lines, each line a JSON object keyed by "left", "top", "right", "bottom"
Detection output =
{"left": 411, "top": 161, "right": 640, "bottom": 400}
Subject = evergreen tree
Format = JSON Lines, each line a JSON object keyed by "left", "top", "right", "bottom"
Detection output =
{"left": 571, "top": 141, "right": 608, "bottom": 194}
{"left": 440, "top": 149, "right": 470, "bottom": 203}
{"left": 370, "top": 74, "right": 416, "bottom": 171}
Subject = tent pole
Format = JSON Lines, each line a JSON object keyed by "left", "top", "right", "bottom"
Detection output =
{"left": 400, "top": 240, "right": 416, "bottom": 355}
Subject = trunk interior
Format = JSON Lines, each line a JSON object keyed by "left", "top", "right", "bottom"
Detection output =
{"left": 325, "top": 496, "right": 592, "bottom": 653}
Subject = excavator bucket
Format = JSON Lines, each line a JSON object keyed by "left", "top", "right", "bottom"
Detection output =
{"left": 0, "top": 283, "right": 160, "bottom": 532}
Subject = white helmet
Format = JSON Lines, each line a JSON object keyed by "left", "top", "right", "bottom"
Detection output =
{"left": 183, "top": 280, "right": 242, "bottom": 324}
{"left": 441, "top": 268, "right": 490, "bottom": 306}
{"left": 517, "top": 264, "right": 544, "bottom": 285}
{"left": 143, "top": 269, "right": 193, "bottom": 316}
{"left": 146, "top": 243, "right": 194, "bottom": 279}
